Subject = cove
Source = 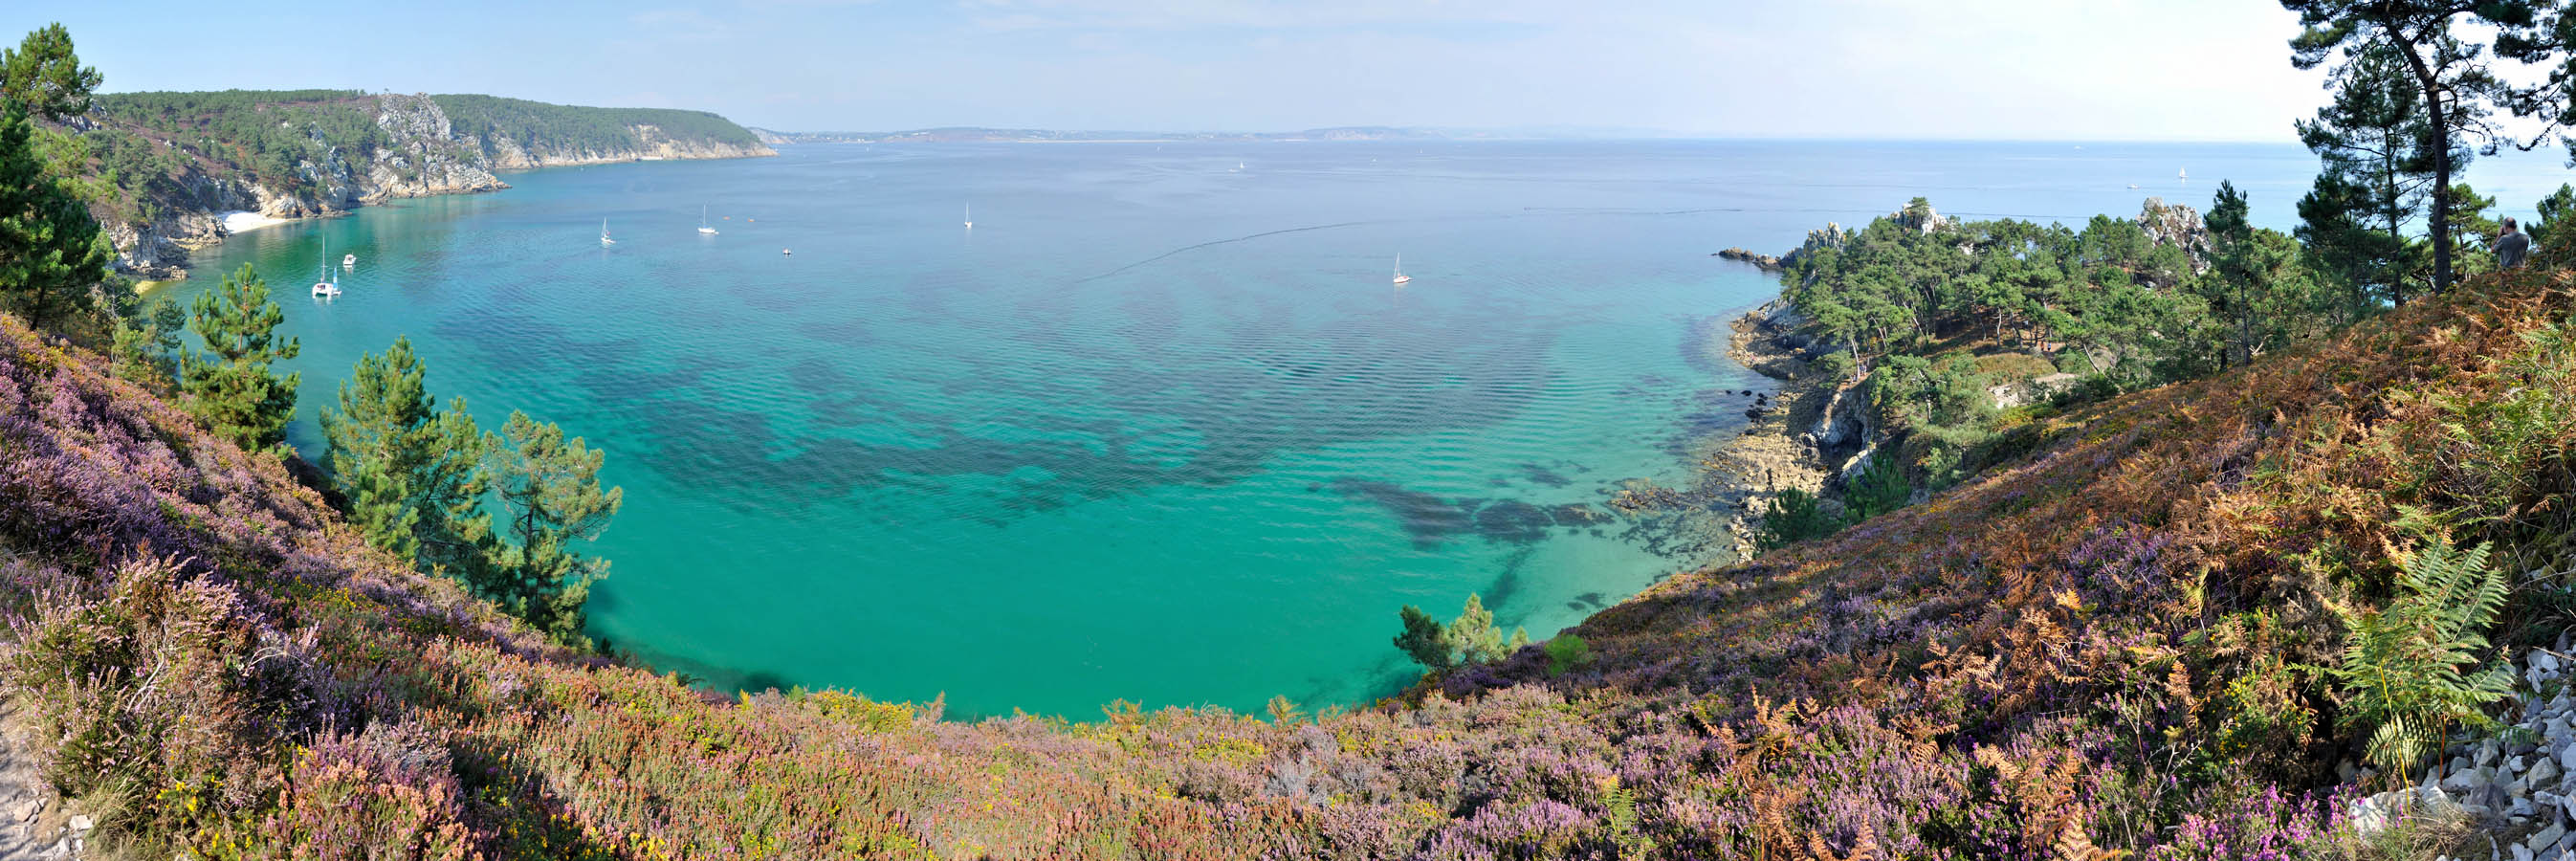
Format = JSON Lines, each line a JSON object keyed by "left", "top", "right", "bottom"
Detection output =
{"left": 172, "top": 140, "right": 2354, "bottom": 718}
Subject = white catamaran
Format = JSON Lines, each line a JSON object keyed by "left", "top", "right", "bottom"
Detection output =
{"left": 313, "top": 240, "right": 341, "bottom": 298}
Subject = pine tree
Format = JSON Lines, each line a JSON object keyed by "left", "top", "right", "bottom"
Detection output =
{"left": 109, "top": 298, "right": 185, "bottom": 385}
{"left": 1450, "top": 594, "right": 1508, "bottom": 664}
{"left": 178, "top": 263, "right": 299, "bottom": 453}
{"left": 1393, "top": 605, "right": 1454, "bottom": 671}
{"left": 320, "top": 337, "right": 493, "bottom": 566}
{"left": 2531, "top": 183, "right": 2576, "bottom": 252}
{"left": 0, "top": 101, "right": 111, "bottom": 329}
{"left": 0, "top": 24, "right": 101, "bottom": 121}
{"left": 485, "top": 410, "right": 622, "bottom": 646}
{"left": 2295, "top": 37, "right": 2433, "bottom": 310}
{"left": 2283, "top": 1, "right": 2550, "bottom": 296}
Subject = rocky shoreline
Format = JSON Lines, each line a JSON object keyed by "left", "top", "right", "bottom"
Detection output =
{"left": 86, "top": 93, "right": 774, "bottom": 280}
{"left": 1604, "top": 297, "right": 1860, "bottom": 563}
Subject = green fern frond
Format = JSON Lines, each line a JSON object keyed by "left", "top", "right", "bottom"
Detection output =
{"left": 2336, "top": 534, "right": 2513, "bottom": 784}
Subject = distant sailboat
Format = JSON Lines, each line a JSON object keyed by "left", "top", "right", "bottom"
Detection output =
{"left": 698, "top": 206, "right": 718, "bottom": 234}
{"left": 2178, "top": 167, "right": 2188, "bottom": 182}
{"left": 312, "top": 240, "right": 341, "bottom": 298}
{"left": 1392, "top": 254, "right": 1411, "bottom": 285}
{"left": 601, "top": 218, "right": 615, "bottom": 247}
{"left": 963, "top": 204, "right": 974, "bottom": 230}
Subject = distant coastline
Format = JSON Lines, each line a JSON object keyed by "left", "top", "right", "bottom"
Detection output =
{"left": 66, "top": 91, "right": 774, "bottom": 279}
{"left": 749, "top": 125, "right": 1505, "bottom": 145}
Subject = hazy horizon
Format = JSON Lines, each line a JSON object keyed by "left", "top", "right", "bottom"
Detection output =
{"left": 11, "top": 0, "right": 2343, "bottom": 144}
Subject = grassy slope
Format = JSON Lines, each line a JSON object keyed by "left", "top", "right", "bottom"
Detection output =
{"left": 0, "top": 270, "right": 2569, "bottom": 858}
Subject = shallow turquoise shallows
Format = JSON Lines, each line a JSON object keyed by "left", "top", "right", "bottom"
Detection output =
{"left": 174, "top": 140, "right": 2543, "bottom": 718}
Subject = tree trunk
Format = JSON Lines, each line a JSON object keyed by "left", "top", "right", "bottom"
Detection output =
{"left": 2389, "top": 27, "right": 2453, "bottom": 295}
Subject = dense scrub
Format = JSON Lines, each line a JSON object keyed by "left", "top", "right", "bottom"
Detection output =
{"left": 2, "top": 258, "right": 2572, "bottom": 857}
{"left": 429, "top": 95, "right": 764, "bottom": 155}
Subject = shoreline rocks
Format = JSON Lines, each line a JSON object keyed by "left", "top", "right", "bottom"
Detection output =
{"left": 1715, "top": 248, "right": 1785, "bottom": 271}
{"left": 2350, "top": 644, "right": 2576, "bottom": 860}
{"left": 69, "top": 93, "right": 775, "bottom": 280}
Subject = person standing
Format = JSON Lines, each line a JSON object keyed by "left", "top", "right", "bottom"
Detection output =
{"left": 2498, "top": 217, "right": 2532, "bottom": 269}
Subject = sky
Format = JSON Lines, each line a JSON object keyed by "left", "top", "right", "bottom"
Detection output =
{"left": 11, "top": 0, "right": 2346, "bottom": 139}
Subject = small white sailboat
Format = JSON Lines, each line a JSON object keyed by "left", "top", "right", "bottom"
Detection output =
{"left": 601, "top": 218, "right": 615, "bottom": 247}
{"left": 1392, "top": 254, "right": 1411, "bottom": 285}
{"left": 697, "top": 206, "right": 718, "bottom": 234}
{"left": 2178, "top": 167, "right": 2188, "bottom": 182}
{"left": 313, "top": 240, "right": 341, "bottom": 298}
{"left": 963, "top": 204, "right": 974, "bottom": 230}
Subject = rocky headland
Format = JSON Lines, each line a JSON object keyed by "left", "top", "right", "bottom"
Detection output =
{"left": 70, "top": 93, "right": 773, "bottom": 279}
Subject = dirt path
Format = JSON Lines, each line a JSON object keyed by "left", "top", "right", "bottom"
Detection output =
{"left": 0, "top": 703, "right": 77, "bottom": 859}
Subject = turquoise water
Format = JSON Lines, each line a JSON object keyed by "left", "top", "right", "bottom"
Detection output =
{"left": 170, "top": 140, "right": 2566, "bottom": 718}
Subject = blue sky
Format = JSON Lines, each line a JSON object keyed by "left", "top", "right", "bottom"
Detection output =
{"left": 11, "top": 0, "right": 2331, "bottom": 139}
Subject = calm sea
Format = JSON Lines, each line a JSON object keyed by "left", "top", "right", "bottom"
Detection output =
{"left": 171, "top": 139, "right": 2570, "bottom": 718}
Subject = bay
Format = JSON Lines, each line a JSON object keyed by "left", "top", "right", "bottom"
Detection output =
{"left": 170, "top": 139, "right": 2567, "bottom": 718}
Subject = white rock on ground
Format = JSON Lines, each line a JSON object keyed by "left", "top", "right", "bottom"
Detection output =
{"left": 2367, "top": 649, "right": 2576, "bottom": 860}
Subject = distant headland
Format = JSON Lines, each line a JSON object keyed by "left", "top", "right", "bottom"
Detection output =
{"left": 749, "top": 125, "right": 1504, "bottom": 144}
{"left": 56, "top": 90, "right": 773, "bottom": 277}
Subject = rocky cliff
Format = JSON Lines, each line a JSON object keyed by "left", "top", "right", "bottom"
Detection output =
{"left": 68, "top": 91, "right": 772, "bottom": 278}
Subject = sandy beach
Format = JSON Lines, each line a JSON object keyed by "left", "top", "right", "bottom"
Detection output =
{"left": 219, "top": 210, "right": 289, "bottom": 233}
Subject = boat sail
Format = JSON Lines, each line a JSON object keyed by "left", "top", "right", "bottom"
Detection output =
{"left": 312, "top": 239, "right": 341, "bottom": 298}
{"left": 698, "top": 207, "right": 718, "bottom": 234}
{"left": 1392, "top": 254, "right": 1411, "bottom": 285}
{"left": 602, "top": 218, "right": 615, "bottom": 247}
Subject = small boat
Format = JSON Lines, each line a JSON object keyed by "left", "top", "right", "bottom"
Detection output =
{"left": 1392, "top": 254, "right": 1411, "bottom": 285}
{"left": 963, "top": 204, "right": 973, "bottom": 230}
{"left": 2178, "top": 167, "right": 2188, "bottom": 181}
{"left": 342, "top": 254, "right": 356, "bottom": 267}
{"left": 601, "top": 218, "right": 615, "bottom": 247}
{"left": 782, "top": 248, "right": 792, "bottom": 255}
{"left": 313, "top": 241, "right": 341, "bottom": 298}
{"left": 2126, "top": 184, "right": 2140, "bottom": 189}
{"left": 698, "top": 206, "right": 718, "bottom": 234}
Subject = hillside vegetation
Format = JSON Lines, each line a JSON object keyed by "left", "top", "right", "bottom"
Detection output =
{"left": 6, "top": 256, "right": 2574, "bottom": 857}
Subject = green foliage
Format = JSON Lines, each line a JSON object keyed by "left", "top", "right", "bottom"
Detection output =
{"left": 0, "top": 23, "right": 100, "bottom": 120}
{"left": 480, "top": 410, "right": 623, "bottom": 647}
{"left": 89, "top": 90, "right": 379, "bottom": 196}
{"left": 1394, "top": 605, "right": 1454, "bottom": 671}
{"left": 2295, "top": 36, "right": 2432, "bottom": 311}
{"left": 431, "top": 94, "right": 760, "bottom": 154}
{"left": 2199, "top": 183, "right": 2341, "bottom": 370}
{"left": 1450, "top": 593, "right": 1508, "bottom": 664}
{"left": 2332, "top": 535, "right": 2513, "bottom": 784}
{"left": 1543, "top": 633, "right": 1594, "bottom": 677}
{"left": 319, "top": 337, "right": 492, "bottom": 569}
{"left": 1392, "top": 594, "right": 1520, "bottom": 671}
{"left": 1844, "top": 450, "right": 1911, "bottom": 522}
{"left": 2285, "top": 0, "right": 2554, "bottom": 295}
{"left": 0, "top": 101, "right": 112, "bottom": 329}
{"left": 109, "top": 297, "right": 184, "bottom": 385}
{"left": 177, "top": 263, "right": 298, "bottom": 452}
{"left": 1755, "top": 488, "right": 1838, "bottom": 552}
